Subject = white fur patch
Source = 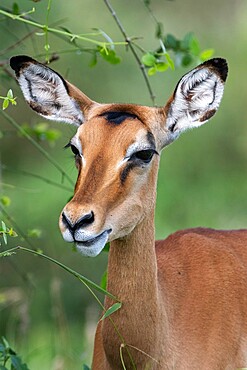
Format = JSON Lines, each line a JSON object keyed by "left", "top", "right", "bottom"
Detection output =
{"left": 18, "top": 64, "right": 83, "bottom": 125}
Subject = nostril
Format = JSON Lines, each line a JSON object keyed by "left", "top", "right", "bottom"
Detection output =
{"left": 62, "top": 212, "right": 73, "bottom": 230}
{"left": 76, "top": 211, "right": 94, "bottom": 229}
{"left": 61, "top": 211, "right": 94, "bottom": 232}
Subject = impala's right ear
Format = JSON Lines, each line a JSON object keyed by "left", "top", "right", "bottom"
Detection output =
{"left": 10, "top": 55, "right": 94, "bottom": 126}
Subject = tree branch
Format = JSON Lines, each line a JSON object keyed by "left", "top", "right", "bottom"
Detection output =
{"left": 103, "top": 0, "right": 156, "bottom": 106}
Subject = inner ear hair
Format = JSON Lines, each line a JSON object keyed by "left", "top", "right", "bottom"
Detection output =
{"left": 162, "top": 58, "right": 228, "bottom": 144}
{"left": 10, "top": 55, "right": 85, "bottom": 125}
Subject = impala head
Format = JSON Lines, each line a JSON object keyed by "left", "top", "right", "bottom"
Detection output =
{"left": 10, "top": 55, "right": 228, "bottom": 257}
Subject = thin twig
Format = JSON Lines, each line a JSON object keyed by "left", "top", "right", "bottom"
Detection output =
{"left": 0, "top": 8, "right": 126, "bottom": 48}
{"left": 0, "top": 31, "right": 36, "bottom": 57}
{"left": 103, "top": 0, "right": 156, "bottom": 106}
{"left": 0, "top": 110, "right": 74, "bottom": 186}
{"left": 0, "top": 205, "right": 35, "bottom": 249}
{"left": 2, "top": 165, "right": 73, "bottom": 192}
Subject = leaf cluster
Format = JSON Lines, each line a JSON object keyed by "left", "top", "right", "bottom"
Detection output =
{"left": 0, "top": 337, "right": 30, "bottom": 370}
{"left": 0, "top": 221, "right": 18, "bottom": 246}
{"left": 0, "top": 90, "right": 17, "bottom": 111}
{"left": 141, "top": 31, "right": 214, "bottom": 76}
{"left": 162, "top": 32, "right": 214, "bottom": 67}
{"left": 20, "top": 122, "right": 61, "bottom": 146}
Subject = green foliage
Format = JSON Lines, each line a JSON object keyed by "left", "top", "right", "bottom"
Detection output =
{"left": 0, "top": 221, "right": 18, "bottom": 246}
{"left": 20, "top": 122, "right": 61, "bottom": 146}
{"left": 0, "top": 196, "right": 11, "bottom": 207}
{"left": 100, "top": 302, "right": 122, "bottom": 321}
{"left": 162, "top": 32, "right": 214, "bottom": 66}
{"left": 142, "top": 51, "right": 174, "bottom": 76}
{"left": 100, "top": 270, "right": 108, "bottom": 290}
{"left": 0, "top": 90, "right": 17, "bottom": 111}
{"left": 141, "top": 32, "right": 214, "bottom": 76}
{"left": 27, "top": 229, "right": 42, "bottom": 239}
{"left": 0, "top": 337, "right": 30, "bottom": 370}
{"left": 98, "top": 46, "right": 121, "bottom": 65}
{"left": 0, "top": 246, "right": 119, "bottom": 302}
{"left": 82, "top": 365, "right": 91, "bottom": 370}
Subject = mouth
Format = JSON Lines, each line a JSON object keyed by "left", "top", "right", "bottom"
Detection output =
{"left": 75, "top": 229, "right": 111, "bottom": 257}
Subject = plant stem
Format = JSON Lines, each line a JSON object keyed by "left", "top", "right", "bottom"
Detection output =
{"left": 0, "top": 109, "right": 74, "bottom": 186}
{"left": 0, "top": 246, "right": 119, "bottom": 301}
{"left": 0, "top": 244, "right": 136, "bottom": 368}
{"left": 0, "top": 9, "right": 126, "bottom": 48}
{"left": 2, "top": 165, "right": 73, "bottom": 192}
{"left": 0, "top": 205, "right": 35, "bottom": 249}
{"left": 103, "top": 0, "right": 156, "bottom": 106}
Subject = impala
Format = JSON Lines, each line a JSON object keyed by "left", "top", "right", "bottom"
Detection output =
{"left": 10, "top": 55, "right": 247, "bottom": 370}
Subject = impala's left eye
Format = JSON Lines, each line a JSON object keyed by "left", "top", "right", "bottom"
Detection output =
{"left": 129, "top": 149, "right": 157, "bottom": 164}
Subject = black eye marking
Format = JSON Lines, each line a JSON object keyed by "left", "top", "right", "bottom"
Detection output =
{"left": 70, "top": 144, "right": 80, "bottom": 156}
{"left": 120, "top": 162, "right": 135, "bottom": 184}
{"left": 64, "top": 142, "right": 80, "bottom": 157}
{"left": 101, "top": 111, "right": 138, "bottom": 125}
{"left": 120, "top": 148, "right": 158, "bottom": 184}
{"left": 129, "top": 149, "right": 158, "bottom": 164}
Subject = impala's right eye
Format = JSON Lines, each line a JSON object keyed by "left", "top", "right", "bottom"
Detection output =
{"left": 70, "top": 144, "right": 80, "bottom": 157}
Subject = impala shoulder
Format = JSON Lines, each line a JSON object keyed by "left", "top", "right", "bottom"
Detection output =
{"left": 156, "top": 227, "right": 215, "bottom": 250}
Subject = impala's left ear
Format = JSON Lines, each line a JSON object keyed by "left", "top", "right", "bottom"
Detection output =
{"left": 162, "top": 58, "right": 228, "bottom": 146}
{"left": 10, "top": 55, "right": 95, "bottom": 126}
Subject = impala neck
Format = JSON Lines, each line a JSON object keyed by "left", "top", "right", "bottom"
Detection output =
{"left": 107, "top": 209, "right": 158, "bottom": 300}
{"left": 103, "top": 192, "right": 163, "bottom": 368}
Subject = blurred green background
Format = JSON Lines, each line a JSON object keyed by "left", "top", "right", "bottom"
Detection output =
{"left": 0, "top": 0, "right": 246, "bottom": 368}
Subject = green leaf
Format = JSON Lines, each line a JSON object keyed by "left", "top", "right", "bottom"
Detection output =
{"left": 156, "top": 62, "right": 169, "bottom": 72}
{"left": 7, "top": 89, "right": 13, "bottom": 99}
{"left": 100, "top": 302, "right": 122, "bottom": 321}
{"left": 8, "top": 228, "right": 18, "bottom": 238}
{"left": 189, "top": 37, "right": 200, "bottom": 56}
{"left": 10, "top": 354, "right": 29, "bottom": 370}
{"left": 59, "top": 26, "right": 73, "bottom": 35}
{"left": 164, "top": 34, "right": 178, "bottom": 50}
{"left": 182, "top": 54, "right": 193, "bottom": 67}
{"left": 27, "top": 229, "right": 42, "bottom": 238}
{"left": 147, "top": 66, "right": 157, "bottom": 76}
{"left": 0, "top": 196, "right": 11, "bottom": 207}
{"left": 82, "top": 365, "right": 91, "bottom": 370}
{"left": 34, "top": 122, "right": 48, "bottom": 134}
{"left": 181, "top": 32, "right": 194, "bottom": 50}
{"left": 99, "top": 48, "right": 121, "bottom": 65}
{"left": 141, "top": 53, "right": 156, "bottom": 67}
{"left": 46, "top": 129, "right": 61, "bottom": 143}
{"left": 0, "top": 251, "right": 17, "bottom": 257}
{"left": 89, "top": 51, "right": 97, "bottom": 68}
{"left": 1, "top": 221, "right": 7, "bottom": 233}
{"left": 155, "top": 22, "right": 163, "bottom": 39}
{"left": 2, "top": 99, "right": 9, "bottom": 110}
{"left": 2, "top": 338, "right": 9, "bottom": 349}
{"left": 199, "top": 48, "right": 214, "bottom": 61}
{"left": 12, "top": 3, "right": 20, "bottom": 15}
{"left": 44, "top": 43, "right": 50, "bottom": 51}
{"left": 165, "top": 53, "right": 175, "bottom": 70}
{"left": 100, "top": 270, "right": 108, "bottom": 290}
{"left": 1, "top": 222, "right": 7, "bottom": 245}
{"left": 103, "top": 242, "right": 110, "bottom": 253}
{"left": 10, "top": 355, "right": 22, "bottom": 369}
